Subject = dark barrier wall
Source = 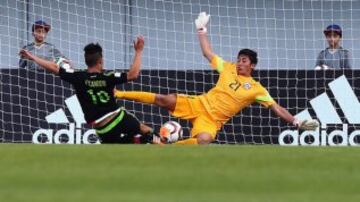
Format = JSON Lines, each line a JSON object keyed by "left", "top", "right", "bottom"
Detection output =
{"left": 1, "top": 69, "right": 360, "bottom": 144}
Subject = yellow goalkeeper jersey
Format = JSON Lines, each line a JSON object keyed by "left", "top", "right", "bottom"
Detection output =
{"left": 198, "top": 55, "right": 276, "bottom": 124}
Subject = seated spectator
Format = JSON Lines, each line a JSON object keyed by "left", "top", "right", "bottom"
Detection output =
{"left": 315, "top": 24, "right": 351, "bottom": 70}
{"left": 19, "top": 20, "right": 64, "bottom": 69}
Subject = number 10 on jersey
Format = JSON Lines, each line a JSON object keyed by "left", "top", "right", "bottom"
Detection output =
{"left": 87, "top": 89, "right": 110, "bottom": 104}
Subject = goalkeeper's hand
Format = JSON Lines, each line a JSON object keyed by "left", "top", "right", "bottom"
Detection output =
{"left": 293, "top": 119, "right": 319, "bottom": 131}
{"left": 195, "top": 12, "right": 210, "bottom": 34}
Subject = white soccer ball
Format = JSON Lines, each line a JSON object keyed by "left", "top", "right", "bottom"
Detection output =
{"left": 54, "top": 57, "right": 71, "bottom": 70}
{"left": 160, "top": 121, "right": 183, "bottom": 143}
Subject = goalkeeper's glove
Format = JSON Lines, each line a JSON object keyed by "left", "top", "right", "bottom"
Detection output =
{"left": 293, "top": 119, "right": 319, "bottom": 131}
{"left": 195, "top": 12, "right": 210, "bottom": 34}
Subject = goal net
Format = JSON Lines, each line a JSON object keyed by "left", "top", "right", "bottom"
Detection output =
{"left": 1, "top": 0, "right": 359, "bottom": 144}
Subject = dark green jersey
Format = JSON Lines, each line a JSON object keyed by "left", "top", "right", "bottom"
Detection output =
{"left": 58, "top": 67, "right": 127, "bottom": 124}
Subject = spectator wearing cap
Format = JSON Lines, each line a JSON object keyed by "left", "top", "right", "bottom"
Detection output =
{"left": 315, "top": 24, "right": 351, "bottom": 70}
{"left": 19, "top": 20, "right": 64, "bottom": 69}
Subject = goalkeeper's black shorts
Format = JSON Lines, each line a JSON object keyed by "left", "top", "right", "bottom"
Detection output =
{"left": 95, "top": 109, "right": 141, "bottom": 144}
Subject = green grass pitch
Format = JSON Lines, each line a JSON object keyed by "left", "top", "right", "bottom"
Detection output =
{"left": 0, "top": 144, "right": 359, "bottom": 202}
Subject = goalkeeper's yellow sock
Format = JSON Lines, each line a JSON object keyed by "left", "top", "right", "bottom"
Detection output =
{"left": 115, "top": 91, "right": 156, "bottom": 104}
{"left": 175, "top": 138, "right": 198, "bottom": 145}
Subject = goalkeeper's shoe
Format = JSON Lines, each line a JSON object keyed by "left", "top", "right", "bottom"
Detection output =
{"left": 195, "top": 12, "right": 210, "bottom": 34}
{"left": 293, "top": 119, "right": 319, "bottom": 131}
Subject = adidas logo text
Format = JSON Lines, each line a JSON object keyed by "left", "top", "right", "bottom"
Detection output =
{"left": 279, "top": 124, "right": 360, "bottom": 146}
{"left": 279, "top": 75, "right": 360, "bottom": 146}
{"left": 32, "top": 95, "right": 99, "bottom": 144}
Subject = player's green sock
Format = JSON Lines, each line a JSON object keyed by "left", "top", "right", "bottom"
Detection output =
{"left": 115, "top": 91, "right": 156, "bottom": 104}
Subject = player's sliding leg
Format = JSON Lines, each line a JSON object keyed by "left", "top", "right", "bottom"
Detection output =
{"left": 154, "top": 94, "right": 177, "bottom": 111}
{"left": 196, "top": 133, "right": 213, "bottom": 144}
{"left": 116, "top": 91, "right": 219, "bottom": 145}
{"left": 175, "top": 133, "right": 214, "bottom": 145}
{"left": 115, "top": 91, "right": 156, "bottom": 105}
{"left": 155, "top": 92, "right": 219, "bottom": 145}
{"left": 114, "top": 90, "right": 177, "bottom": 111}
{"left": 175, "top": 112, "right": 219, "bottom": 145}
{"left": 96, "top": 109, "right": 158, "bottom": 144}
{"left": 175, "top": 138, "right": 198, "bottom": 145}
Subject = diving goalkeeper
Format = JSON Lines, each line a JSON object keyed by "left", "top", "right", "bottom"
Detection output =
{"left": 114, "top": 12, "right": 319, "bottom": 145}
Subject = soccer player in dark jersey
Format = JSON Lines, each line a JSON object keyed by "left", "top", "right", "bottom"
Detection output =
{"left": 19, "top": 36, "right": 159, "bottom": 144}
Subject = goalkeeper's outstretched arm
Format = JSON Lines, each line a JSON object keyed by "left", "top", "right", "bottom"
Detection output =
{"left": 19, "top": 49, "right": 59, "bottom": 74}
{"left": 270, "top": 103, "right": 319, "bottom": 130}
{"left": 195, "top": 12, "right": 216, "bottom": 62}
